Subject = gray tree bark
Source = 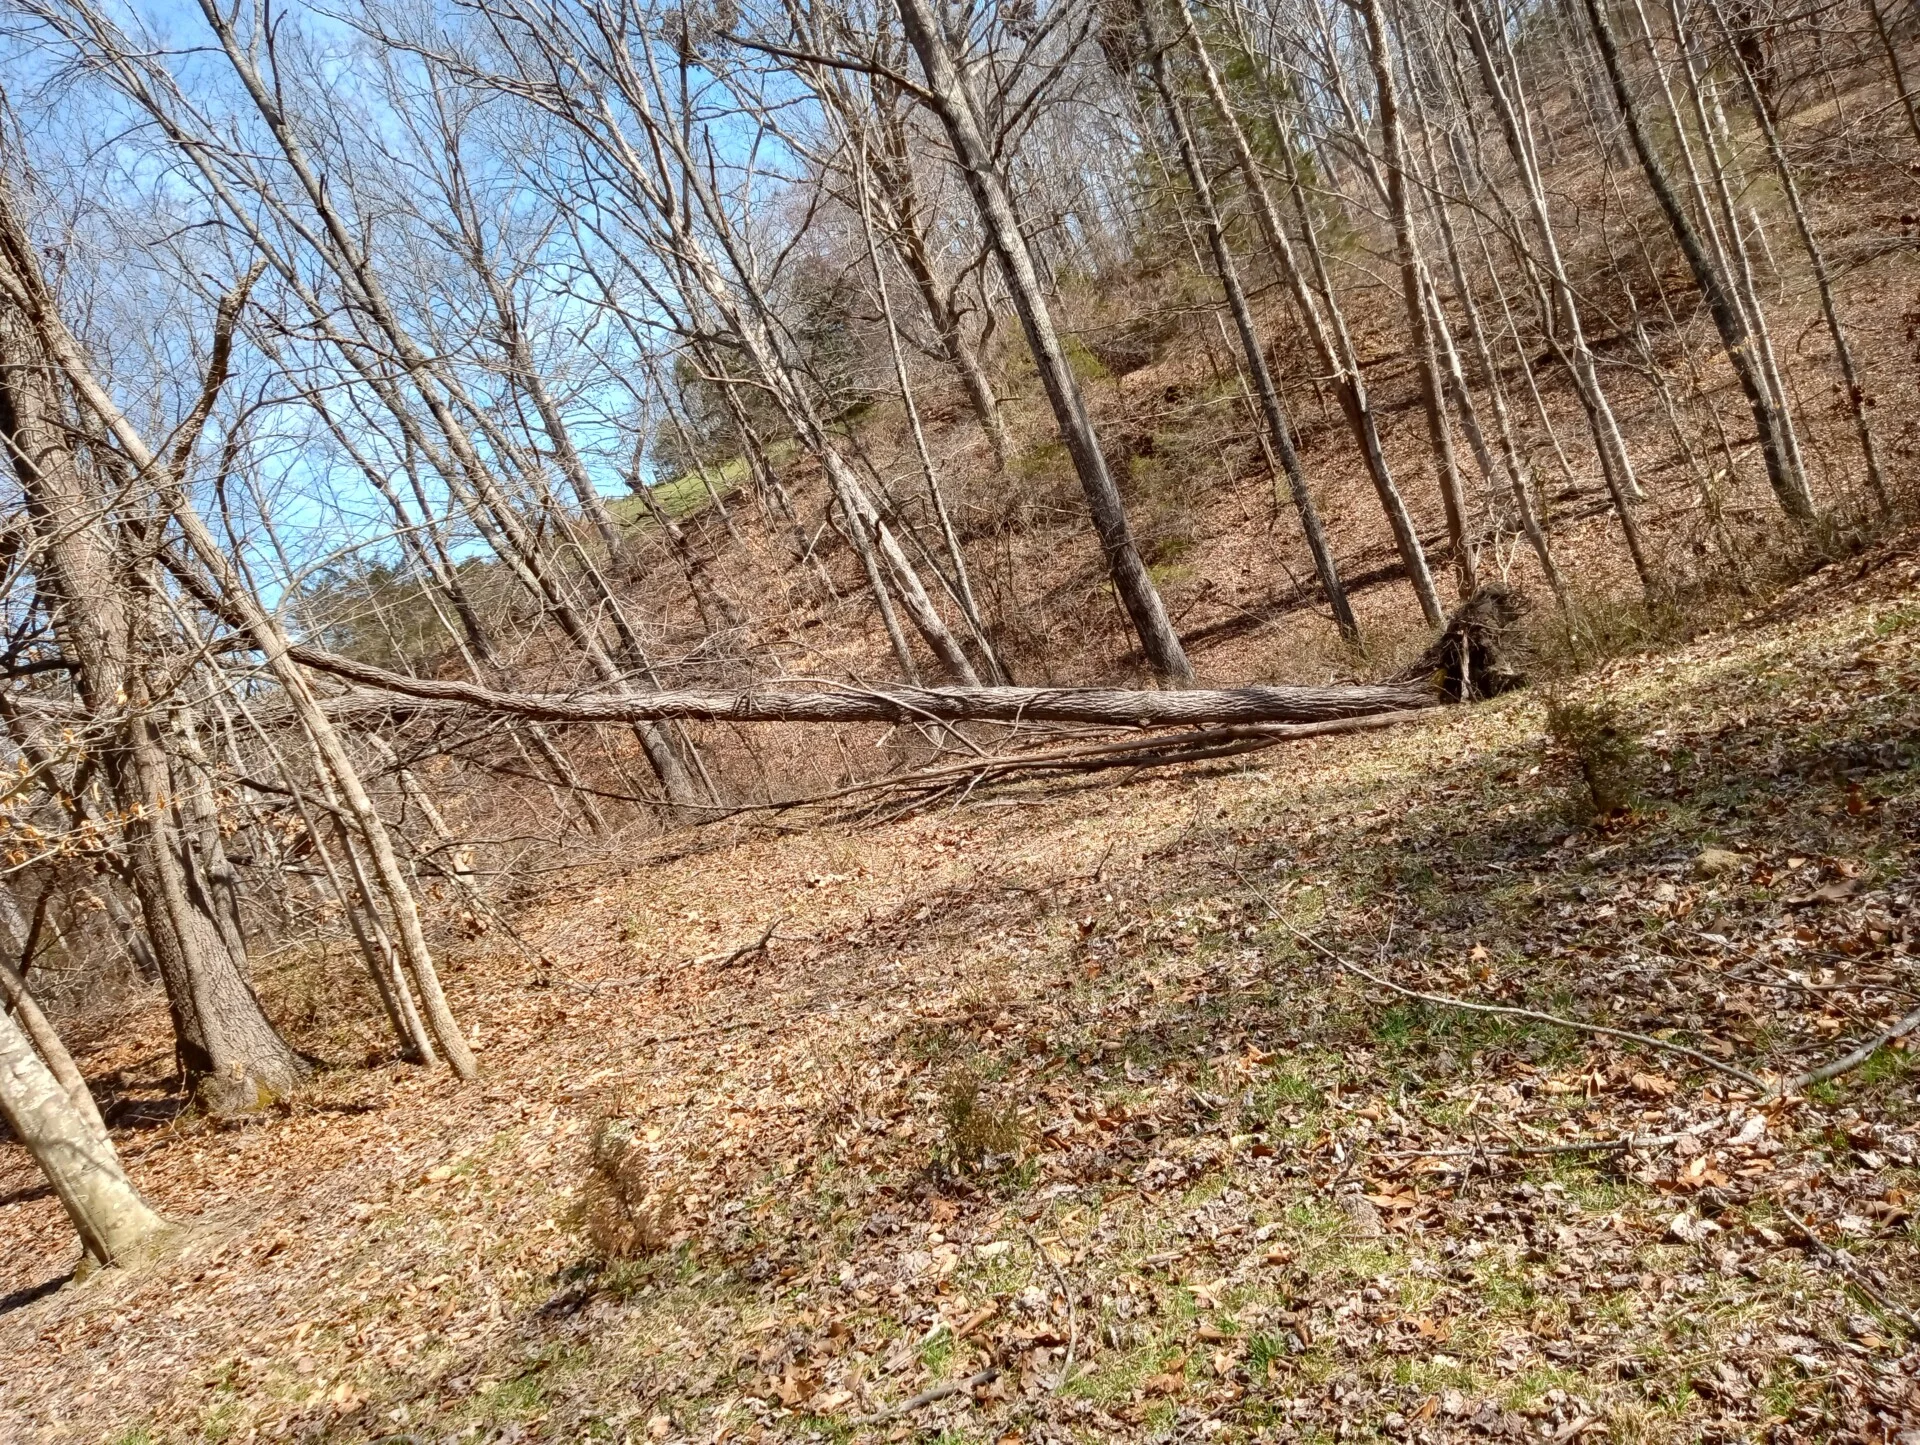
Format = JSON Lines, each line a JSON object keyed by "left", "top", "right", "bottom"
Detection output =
{"left": 1182, "top": 0, "right": 1442, "bottom": 625}
{"left": 1357, "top": 0, "right": 1479, "bottom": 599}
{"left": 1139, "top": 0, "right": 1359, "bottom": 644}
{"left": 1580, "top": 0, "right": 1815, "bottom": 522}
{"left": 894, "top": 0, "right": 1194, "bottom": 684}
{"left": 0, "top": 957, "right": 108, "bottom": 1140}
{"left": 0, "top": 230, "right": 306, "bottom": 1112}
{"left": 0, "top": 1000, "right": 169, "bottom": 1267}
{"left": 287, "top": 638, "right": 1436, "bottom": 727}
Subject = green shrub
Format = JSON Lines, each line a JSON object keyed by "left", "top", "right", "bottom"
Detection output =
{"left": 1546, "top": 698, "right": 1640, "bottom": 817}
{"left": 935, "top": 1069, "right": 1021, "bottom": 1173}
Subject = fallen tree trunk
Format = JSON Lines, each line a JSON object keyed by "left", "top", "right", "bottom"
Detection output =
{"left": 284, "top": 642, "right": 1438, "bottom": 729}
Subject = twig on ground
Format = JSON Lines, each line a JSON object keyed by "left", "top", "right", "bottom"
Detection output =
{"left": 710, "top": 919, "right": 783, "bottom": 969}
{"left": 881, "top": 1317, "right": 951, "bottom": 1375}
{"left": 1784, "top": 1001, "right": 1920, "bottom": 1093}
{"left": 567, "top": 921, "right": 788, "bottom": 993}
{"left": 1376, "top": 1131, "right": 1691, "bottom": 1161}
{"left": 1024, "top": 1228, "right": 1078, "bottom": 1392}
{"left": 796, "top": 709, "right": 1444, "bottom": 814}
{"left": 633, "top": 1018, "right": 764, "bottom": 1047}
{"left": 1270, "top": 917, "right": 1770, "bottom": 1092}
{"left": 850, "top": 1367, "right": 1000, "bottom": 1425}
{"left": 1777, "top": 1205, "right": 1920, "bottom": 1333}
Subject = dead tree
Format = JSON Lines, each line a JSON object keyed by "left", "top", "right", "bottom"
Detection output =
{"left": 287, "top": 637, "right": 1442, "bottom": 726}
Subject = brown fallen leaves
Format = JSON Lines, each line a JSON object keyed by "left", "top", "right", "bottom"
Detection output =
{"left": 2, "top": 549, "right": 1920, "bottom": 1443}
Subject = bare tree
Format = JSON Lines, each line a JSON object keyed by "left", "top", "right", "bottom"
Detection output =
{"left": 1133, "top": 0, "right": 1359, "bottom": 642}
{"left": 1579, "top": 0, "right": 1816, "bottom": 523}
{"left": 891, "top": 0, "right": 1195, "bottom": 683}
{"left": 0, "top": 997, "right": 169, "bottom": 1267}
{"left": 0, "top": 194, "right": 309, "bottom": 1110}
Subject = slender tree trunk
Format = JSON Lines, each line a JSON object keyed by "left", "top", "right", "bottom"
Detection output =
{"left": 1702, "top": 0, "right": 1891, "bottom": 514}
{"left": 1140, "top": 0, "right": 1359, "bottom": 642}
{"left": 1402, "top": 44, "right": 1571, "bottom": 611}
{"left": 853, "top": 146, "right": 1011, "bottom": 678}
{"left": 0, "top": 278, "right": 305, "bottom": 1112}
{"left": 631, "top": 429, "right": 747, "bottom": 631}
{"left": 1357, "top": 0, "right": 1478, "bottom": 597}
{"left": 870, "top": 115, "right": 1013, "bottom": 469}
{"left": 1266, "top": 97, "right": 1445, "bottom": 622}
{"left": 1580, "top": 0, "right": 1815, "bottom": 521}
{"left": 895, "top": 0, "right": 1194, "bottom": 684}
{"left": 1659, "top": 0, "right": 1811, "bottom": 504}
{"left": 1866, "top": 0, "right": 1920, "bottom": 149}
{"left": 0, "top": 1001, "right": 169, "bottom": 1267}
{"left": 1452, "top": 0, "right": 1659, "bottom": 592}
{"left": 831, "top": 486, "right": 923, "bottom": 682}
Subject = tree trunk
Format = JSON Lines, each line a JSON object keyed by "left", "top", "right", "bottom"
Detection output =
{"left": 1453, "top": 0, "right": 1656, "bottom": 564}
{"left": 1866, "top": 0, "right": 1920, "bottom": 149}
{"left": 1702, "top": 0, "right": 1890, "bottom": 514}
{"left": 1185, "top": 0, "right": 1442, "bottom": 624}
{"left": 870, "top": 113, "right": 1013, "bottom": 469}
{"left": 1579, "top": 0, "right": 1815, "bottom": 522}
{"left": 0, "top": 1000, "right": 169, "bottom": 1267}
{"left": 1357, "top": 0, "right": 1478, "bottom": 599}
{"left": 856, "top": 165, "right": 1009, "bottom": 680}
{"left": 0, "top": 957, "right": 108, "bottom": 1141}
{"left": 895, "top": 0, "right": 1194, "bottom": 685}
{"left": 0, "top": 265, "right": 305, "bottom": 1113}
{"left": 1140, "top": 0, "right": 1358, "bottom": 643}
{"left": 289, "top": 639, "right": 1438, "bottom": 727}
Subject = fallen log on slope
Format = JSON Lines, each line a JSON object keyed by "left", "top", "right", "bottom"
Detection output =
{"left": 283, "top": 641, "right": 1439, "bottom": 728}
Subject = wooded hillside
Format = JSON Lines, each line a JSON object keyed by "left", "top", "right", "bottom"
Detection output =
{"left": 0, "top": 0, "right": 1916, "bottom": 1436}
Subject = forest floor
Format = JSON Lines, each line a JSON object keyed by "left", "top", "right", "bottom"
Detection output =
{"left": 2, "top": 538, "right": 1919, "bottom": 1444}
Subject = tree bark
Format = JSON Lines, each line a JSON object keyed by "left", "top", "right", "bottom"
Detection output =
{"left": 0, "top": 236, "right": 306, "bottom": 1113}
{"left": 0, "top": 957, "right": 108, "bottom": 1141}
{"left": 1701, "top": 0, "right": 1890, "bottom": 514}
{"left": 0, "top": 999, "right": 169, "bottom": 1267}
{"left": 1579, "top": 0, "right": 1815, "bottom": 522}
{"left": 894, "top": 0, "right": 1194, "bottom": 685}
{"left": 1139, "top": 0, "right": 1359, "bottom": 644}
{"left": 286, "top": 638, "right": 1437, "bottom": 727}
{"left": 1183, "top": 0, "right": 1442, "bottom": 625}
{"left": 869, "top": 109, "right": 1013, "bottom": 469}
{"left": 851, "top": 141, "right": 1009, "bottom": 679}
{"left": 1453, "top": 0, "right": 1655, "bottom": 543}
{"left": 1357, "top": 0, "right": 1478, "bottom": 599}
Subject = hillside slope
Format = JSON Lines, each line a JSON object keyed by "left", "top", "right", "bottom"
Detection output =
{"left": 1, "top": 542, "right": 1917, "bottom": 1443}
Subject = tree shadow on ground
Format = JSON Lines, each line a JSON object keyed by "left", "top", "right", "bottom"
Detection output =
{"left": 0, "top": 1274, "right": 65, "bottom": 1317}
